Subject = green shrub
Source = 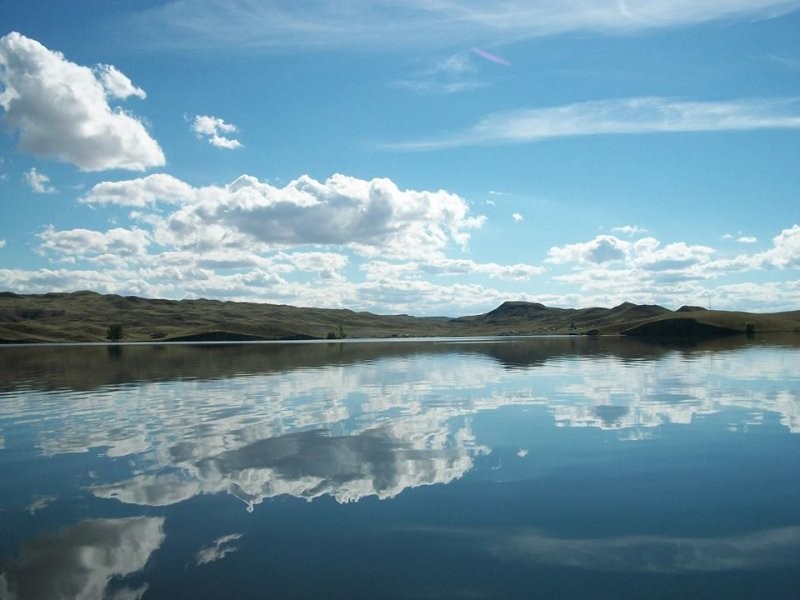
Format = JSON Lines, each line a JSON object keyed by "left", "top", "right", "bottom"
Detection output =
{"left": 106, "top": 324, "right": 123, "bottom": 342}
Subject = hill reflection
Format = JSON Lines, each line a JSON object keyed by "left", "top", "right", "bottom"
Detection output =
{"left": 3, "top": 335, "right": 797, "bottom": 393}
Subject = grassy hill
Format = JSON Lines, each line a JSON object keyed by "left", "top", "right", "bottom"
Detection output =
{"left": 0, "top": 291, "right": 798, "bottom": 343}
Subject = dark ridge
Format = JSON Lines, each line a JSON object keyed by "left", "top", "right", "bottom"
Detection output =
{"left": 623, "top": 318, "right": 738, "bottom": 340}
{"left": 610, "top": 302, "right": 670, "bottom": 318}
{"left": 677, "top": 305, "right": 708, "bottom": 312}
{"left": 481, "top": 301, "right": 550, "bottom": 321}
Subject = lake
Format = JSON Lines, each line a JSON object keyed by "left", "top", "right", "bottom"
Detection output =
{"left": 1, "top": 336, "right": 799, "bottom": 599}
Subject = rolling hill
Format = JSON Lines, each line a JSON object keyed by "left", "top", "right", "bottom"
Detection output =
{"left": 0, "top": 291, "right": 798, "bottom": 343}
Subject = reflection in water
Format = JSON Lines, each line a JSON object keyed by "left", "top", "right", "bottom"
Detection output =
{"left": 0, "top": 517, "right": 164, "bottom": 600}
{"left": 93, "top": 427, "right": 483, "bottom": 510}
{"left": 195, "top": 533, "right": 243, "bottom": 566}
{"left": 1, "top": 338, "right": 799, "bottom": 598}
{"left": 0, "top": 339, "right": 797, "bottom": 512}
{"left": 481, "top": 526, "right": 800, "bottom": 573}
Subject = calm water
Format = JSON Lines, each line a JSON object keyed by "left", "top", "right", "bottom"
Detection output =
{"left": 1, "top": 336, "right": 799, "bottom": 599}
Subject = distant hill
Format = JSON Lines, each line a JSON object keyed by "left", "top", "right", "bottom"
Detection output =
{"left": 0, "top": 291, "right": 798, "bottom": 343}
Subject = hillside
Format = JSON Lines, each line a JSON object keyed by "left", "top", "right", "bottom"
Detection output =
{"left": 0, "top": 291, "right": 798, "bottom": 343}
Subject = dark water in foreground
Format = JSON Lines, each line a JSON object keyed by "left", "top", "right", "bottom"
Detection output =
{"left": 1, "top": 336, "right": 799, "bottom": 599}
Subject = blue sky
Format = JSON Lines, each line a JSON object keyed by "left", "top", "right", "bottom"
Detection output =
{"left": 1, "top": 1, "right": 798, "bottom": 315}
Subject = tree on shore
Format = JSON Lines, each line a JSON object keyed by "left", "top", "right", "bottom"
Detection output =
{"left": 107, "top": 324, "right": 123, "bottom": 342}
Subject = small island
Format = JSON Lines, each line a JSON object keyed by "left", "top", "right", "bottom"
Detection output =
{"left": 0, "top": 291, "right": 798, "bottom": 343}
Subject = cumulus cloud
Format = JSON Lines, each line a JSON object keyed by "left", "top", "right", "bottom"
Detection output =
{"left": 23, "top": 168, "right": 57, "bottom": 194}
{"left": 512, "top": 212, "right": 523, "bottom": 222}
{"left": 96, "top": 64, "right": 147, "bottom": 100}
{"left": 737, "top": 235, "right": 758, "bottom": 244}
{"left": 391, "top": 97, "right": 800, "bottom": 150}
{"left": 634, "top": 240, "right": 715, "bottom": 271}
{"left": 84, "top": 172, "right": 486, "bottom": 258}
{"left": 37, "top": 226, "right": 150, "bottom": 262}
{"left": 752, "top": 224, "right": 800, "bottom": 269}
{"left": 0, "top": 32, "right": 164, "bottom": 171}
{"left": 0, "top": 239, "right": 6, "bottom": 248}
{"left": 547, "top": 235, "right": 630, "bottom": 264}
{"left": 82, "top": 173, "right": 195, "bottom": 207}
{"left": 191, "top": 115, "right": 242, "bottom": 149}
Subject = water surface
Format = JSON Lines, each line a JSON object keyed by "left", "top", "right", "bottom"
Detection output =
{"left": 1, "top": 336, "right": 799, "bottom": 598}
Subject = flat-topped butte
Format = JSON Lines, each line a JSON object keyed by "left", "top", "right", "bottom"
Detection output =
{"left": 1, "top": 291, "right": 798, "bottom": 343}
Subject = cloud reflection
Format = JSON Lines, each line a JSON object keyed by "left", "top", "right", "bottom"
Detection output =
{"left": 94, "top": 427, "right": 485, "bottom": 511}
{"left": 0, "top": 517, "right": 164, "bottom": 600}
{"left": 484, "top": 526, "right": 800, "bottom": 573}
{"left": 1, "top": 340, "right": 797, "bottom": 512}
{"left": 195, "top": 533, "right": 243, "bottom": 566}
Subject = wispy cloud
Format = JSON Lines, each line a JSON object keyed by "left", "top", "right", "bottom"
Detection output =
{"left": 767, "top": 54, "right": 800, "bottom": 69}
{"left": 612, "top": 225, "right": 649, "bottom": 236}
{"left": 389, "top": 97, "right": 800, "bottom": 150}
{"left": 394, "top": 53, "right": 487, "bottom": 95}
{"left": 137, "top": 1, "right": 800, "bottom": 51}
{"left": 24, "top": 168, "right": 57, "bottom": 194}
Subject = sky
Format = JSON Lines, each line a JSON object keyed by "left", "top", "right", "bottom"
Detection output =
{"left": 0, "top": 1, "right": 798, "bottom": 316}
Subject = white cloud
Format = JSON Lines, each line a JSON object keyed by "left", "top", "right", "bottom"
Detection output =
{"left": 391, "top": 97, "right": 800, "bottom": 150}
{"left": 0, "top": 32, "right": 164, "bottom": 171}
{"left": 96, "top": 64, "right": 147, "bottom": 100}
{"left": 737, "top": 235, "right": 758, "bottom": 244}
{"left": 395, "top": 52, "right": 488, "bottom": 95}
{"left": 37, "top": 226, "right": 150, "bottom": 262}
{"left": 548, "top": 235, "right": 715, "bottom": 272}
{"left": 633, "top": 240, "right": 715, "bottom": 271}
{"left": 512, "top": 212, "right": 523, "bottom": 222}
{"left": 612, "top": 225, "right": 649, "bottom": 236}
{"left": 752, "top": 224, "right": 800, "bottom": 269}
{"left": 85, "top": 172, "right": 486, "bottom": 259}
{"left": 547, "top": 235, "right": 630, "bottom": 264}
{"left": 191, "top": 115, "right": 242, "bottom": 149}
{"left": 418, "top": 257, "right": 544, "bottom": 281}
{"left": 0, "top": 239, "right": 5, "bottom": 248}
{"left": 283, "top": 251, "right": 349, "bottom": 277}
{"left": 24, "top": 168, "right": 57, "bottom": 194}
{"left": 82, "top": 173, "right": 195, "bottom": 207}
{"left": 141, "top": 0, "right": 800, "bottom": 51}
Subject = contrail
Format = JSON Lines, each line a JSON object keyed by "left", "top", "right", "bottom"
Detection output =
{"left": 471, "top": 47, "right": 511, "bottom": 67}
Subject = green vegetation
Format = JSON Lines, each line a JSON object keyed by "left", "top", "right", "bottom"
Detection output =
{"left": 106, "top": 323, "right": 123, "bottom": 342}
{"left": 0, "top": 291, "right": 798, "bottom": 343}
